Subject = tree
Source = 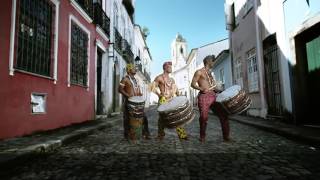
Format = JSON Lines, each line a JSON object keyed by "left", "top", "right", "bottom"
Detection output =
{"left": 142, "top": 26, "right": 150, "bottom": 40}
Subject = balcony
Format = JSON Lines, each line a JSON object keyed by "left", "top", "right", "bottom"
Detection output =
{"left": 124, "top": 48, "right": 134, "bottom": 63}
{"left": 75, "top": 0, "right": 94, "bottom": 18}
{"left": 122, "top": 39, "right": 134, "bottom": 63}
{"left": 143, "top": 70, "right": 151, "bottom": 82}
{"left": 136, "top": 63, "right": 143, "bottom": 72}
{"left": 122, "top": 0, "right": 134, "bottom": 22}
{"left": 114, "top": 28, "right": 122, "bottom": 53}
{"left": 93, "top": 3, "right": 110, "bottom": 37}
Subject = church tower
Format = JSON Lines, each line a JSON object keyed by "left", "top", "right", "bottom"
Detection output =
{"left": 171, "top": 33, "right": 188, "bottom": 71}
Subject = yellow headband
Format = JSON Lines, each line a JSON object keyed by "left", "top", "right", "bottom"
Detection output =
{"left": 126, "top": 63, "right": 134, "bottom": 71}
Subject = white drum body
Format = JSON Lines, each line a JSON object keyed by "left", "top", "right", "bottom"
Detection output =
{"left": 216, "top": 85, "right": 251, "bottom": 114}
{"left": 157, "top": 96, "right": 195, "bottom": 128}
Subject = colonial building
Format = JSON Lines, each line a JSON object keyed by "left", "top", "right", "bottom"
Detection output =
{"left": 212, "top": 50, "right": 233, "bottom": 91}
{"left": 225, "top": 0, "right": 320, "bottom": 124}
{"left": 171, "top": 34, "right": 190, "bottom": 97}
{"left": 103, "top": 0, "right": 136, "bottom": 115}
{"left": 0, "top": 0, "right": 110, "bottom": 139}
{"left": 134, "top": 24, "right": 152, "bottom": 108}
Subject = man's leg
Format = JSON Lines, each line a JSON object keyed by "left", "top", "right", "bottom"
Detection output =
{"left": 176, "top": 126, "right": 188, "bottom": 140}
{"left": 123, "top": 107, "right": 129, "bottom": 140}
{"left": 142, "top": 115, "right": 150, "bottom": 139}
{"left": 212, "top": 103, "right": 230, "bottom": 141}
{"left": 157, "top": 117, "right": 165, "bottom": 140}
{"left": 198, "top": 93, "right": 215, "bottom": 142}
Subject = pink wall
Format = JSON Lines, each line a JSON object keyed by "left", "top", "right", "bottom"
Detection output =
{"left": 0, "top": 0, "right": 109, "bottom": 139}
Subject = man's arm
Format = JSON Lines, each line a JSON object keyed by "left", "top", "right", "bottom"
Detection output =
{"left": 154, "top": 76, "right": 163, "bottom": 97}
{"left": 118, "top": 78, "right": 130, "bottom": 98}
{"left": 191, "top": 70, "right": 203, "bottom": 91}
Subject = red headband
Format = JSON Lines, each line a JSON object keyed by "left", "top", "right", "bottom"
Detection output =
{"left": 163, "top": 61, "right": 172, "bottom": 70}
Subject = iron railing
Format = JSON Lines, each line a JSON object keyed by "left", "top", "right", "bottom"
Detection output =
{"left": 114, "top": 28, "right": 122, "bottom": 53}
{"left": 16, "top": 0, "right": 53, "bottom": 77}
{"left": 75, "top": 0, "right": 94, "bottom": 18}
{"left": 121, "top": 39, "right": 134, "bottom": 63}
{"left": 70, "top": 22, "right": 88, "bottom": 86}
{"left": 93, "top": 3, "right": 110, "bottom": 37}
{"left": 143, "top": 69, "right": 151, "bottom": 82}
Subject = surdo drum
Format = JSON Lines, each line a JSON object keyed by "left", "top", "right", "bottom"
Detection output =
{"left": 127, "top": 96, "right": 145, "bottom": 140}
{"left": 157, "top": 96, "right": 195, "bottom": 129}
{"left": 216, "top": 85, "right": 251, "bottom": 114}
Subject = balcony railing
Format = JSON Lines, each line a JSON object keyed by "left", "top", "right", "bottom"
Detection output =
{"left": 93, "top": 3, "right": 110, "bottom": 37}
{"left": 124, "top": 48, "right": 134, "bottom": 63}
{"left": 114, "top": 28, "right": 122, "bottom": 53}
{"left": 122, "top": 0, "right": 134, "bottom": 22}
{"left": 122, "top": 39, "right": 134, "bottom": 63}
{"left": 143, "top": 70, "right": 151, "bottom": 82}
{"left": 75, "top": 0, "right": 94, "bottom": 18}
{"left": 136, "top": 63, "right": 143, "bottom": 72}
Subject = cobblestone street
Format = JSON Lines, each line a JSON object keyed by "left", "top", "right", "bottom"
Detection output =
{"left": 3, "top": 107, "right": 320, "bottom": 180}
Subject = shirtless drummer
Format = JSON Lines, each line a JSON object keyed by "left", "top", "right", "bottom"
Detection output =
{"left": 118, "top": 63, "right": 150, "bottom": 140}
{"left": 191, "top": 55, "right": 231, "bottom": 143}
{"left": 152, "top": 61, "right": 188, "bottom": 140}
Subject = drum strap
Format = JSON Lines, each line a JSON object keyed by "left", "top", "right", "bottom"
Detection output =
{"left": 128, "top": 75, "right": 140, "bottom": 95}
{"left": 204, "top": 68, "right": 215, "bottom": 87}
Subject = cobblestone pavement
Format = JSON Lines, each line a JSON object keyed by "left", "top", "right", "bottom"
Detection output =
{"left": 3, "top": 107, "right": 320, "bottom": 180}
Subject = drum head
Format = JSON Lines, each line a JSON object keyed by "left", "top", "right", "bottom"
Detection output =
{"left": 157, "top": 96, "right": 188, "bottom": 112}
{"left": 216, "top": 85, "right": 241, "bottom": 102}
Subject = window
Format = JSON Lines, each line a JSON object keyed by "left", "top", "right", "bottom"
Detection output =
{"left": 247, "top": 48, "right": 259, "bottom": 92}
{"left": 113, "top": 3, "right": 118, "bottom": 29}
{"left": 70, "top": 21, "right": 89, "bottom": 86}
{"left": 234, "top": 57, "right": 243, "bottom": 87}
{"left": 219, "top": 68, "right": 225, "bottom": 83}
{"left": 15, "top": 0, "right": 55, "bottom": 77}
{"left": 242, "top": 0, "right": 254, "bottom": 18}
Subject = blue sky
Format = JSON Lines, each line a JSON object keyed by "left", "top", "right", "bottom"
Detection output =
{"left": 135, "top": 0, "right": 228, "bottom": 79}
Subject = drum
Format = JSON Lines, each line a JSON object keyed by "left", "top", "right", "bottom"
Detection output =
{"left": 216, "top": 85, "right": 251, "bottom": 114}
{"left": 157, "top": 96, "right": 195, "bottom": 129}
{"left": 127, "top": 96, "right": 145, "bottom": 140}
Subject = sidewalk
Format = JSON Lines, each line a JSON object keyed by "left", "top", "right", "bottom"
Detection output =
{"left": 193, "top": 107, "right": 320, "bottom": 146}
{"left": 0, "top": 115, "right": 121, "bottom": 170}
{"left": 229, "top": 115, "right": 320, "bottom": 146}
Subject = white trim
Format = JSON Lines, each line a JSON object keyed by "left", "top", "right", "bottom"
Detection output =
{"left": 96, "top": 39, "right": 106, "bottom": 52}
{"left": 9, "top": 0, "right": 17, "bottom": 76}
{"left": 68, "top": 15, "right": 91, "bottom": 89}
{"left": 70, "top": 0, "right": 93, "bottom": 24}
{"left": 289, "top": 13, "right": 320, "bottom": 66}
{"left": 9, "top": 0, "right": 60, "bottom": 79}
{"left": 96, "top": 26, "right": 109, "bottom": 42}
{"left": 53, "top": 0, "right": 60, "bottom": 84}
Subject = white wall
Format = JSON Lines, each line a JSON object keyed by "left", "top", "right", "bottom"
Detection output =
{"left": 103, "top": 0, "right": 136, "bottom": 113}
{"left": 133, "top": 25, "right": 152, "bottom": 107}
{"left": 196, "top": 39, "right": 229, "bottom": 68}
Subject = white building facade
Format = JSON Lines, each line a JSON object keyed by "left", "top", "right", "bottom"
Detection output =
{"left": 101, "top": 0, "right": 136, "bottom": 114}
{"left": 225, "top": 0, "right": 320, "bottom": 124}
{"left": 171, "top": 34, "right": 190, "bottom": 97}
{"left": 134, "top": 25, "right": 152, "bottom": 108}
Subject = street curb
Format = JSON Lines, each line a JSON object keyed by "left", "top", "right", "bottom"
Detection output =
{"left": 229, "top": 117, "right": 320, "bottom": 146}
{"left": 0, "top": 117, "right": 120, "bottom": 174}
{"left": 194, "top": 107, "right": 320, "bottom": 145}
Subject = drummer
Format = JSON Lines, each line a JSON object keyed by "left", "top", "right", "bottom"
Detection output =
{"left": 152, "top": 61, "right": 188, "bottom": 141}
{"left": 118, "top": 63, "right": 150, "bottom": 140}
{"left": 191, "top": 55, "right": 231, "bottom": 143}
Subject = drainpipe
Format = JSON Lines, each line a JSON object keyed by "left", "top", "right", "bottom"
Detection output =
{"left": 254, "top": 0, "right": 268, "bottom": 118}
